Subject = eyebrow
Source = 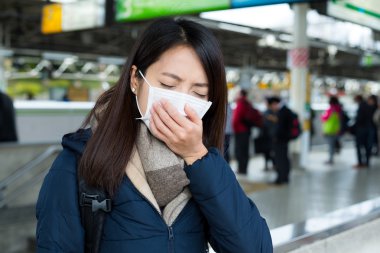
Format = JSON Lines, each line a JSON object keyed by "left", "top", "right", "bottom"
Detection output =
{"left": 161, "top": 72, "right": 208, "bottom": 87}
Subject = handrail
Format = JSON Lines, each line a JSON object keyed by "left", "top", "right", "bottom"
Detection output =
{"left": 0, "top": 145, "right": 62, "bottom": 190}
{"left": 0, "top": 169, "right": 49, "bottom": 209}
{"left": 272, "top": 197, "right": 380, "bottom": 253}
{"left": 0, "top": 145, "right": 62, "bottom": 208}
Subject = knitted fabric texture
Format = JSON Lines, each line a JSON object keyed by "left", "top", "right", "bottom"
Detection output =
{"left": 135, "top": 123, "right": 190, "bottom": 207}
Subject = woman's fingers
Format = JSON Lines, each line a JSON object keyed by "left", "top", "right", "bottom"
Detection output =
{"left": 184, "top": 104, "right": 202, "bottom": 125}
{"left": 160, "top": 100, "right": 188, "bottom": 127}
{"left": 150, "top": 107, "right": 175, "bottom": 140}
{"left": 149, "top": 100, "right": 205, "bottom": 161}
{"left": 149, "top": 119, "right": 167, "bottom": 142}
{"left": 152, "top": 102, "right": 184, "bottom": 133}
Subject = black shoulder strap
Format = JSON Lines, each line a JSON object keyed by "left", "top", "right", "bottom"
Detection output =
{"left": 77, "top": 156, "right": 112, "bottom": 253}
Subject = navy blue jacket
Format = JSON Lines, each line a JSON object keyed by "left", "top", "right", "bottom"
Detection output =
{"left": 36, "top": 129, "right": 272, "bottom": 253}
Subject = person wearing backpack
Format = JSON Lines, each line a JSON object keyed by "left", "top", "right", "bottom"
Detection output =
{"left": 321, "top": 96, "right": 342, "bottom": 165}
{"left": 36, "top": 19, "right": 272, "bottom": 253}
{"left": 267, "top": 96, "right": 293, "bottom": 185}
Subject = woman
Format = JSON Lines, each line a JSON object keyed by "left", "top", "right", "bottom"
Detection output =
{"left": 36, "top": 19, "right": 272, "bottom": 253}
{"left": 321, "top": 96, "right": 342, "bottom": 165}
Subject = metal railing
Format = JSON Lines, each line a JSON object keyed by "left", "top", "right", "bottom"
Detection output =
{"left": 0, "top": 145, "right": 62, "bottom": 208}
{"left": 272, "top": 197, "right": 380, "bottom": 253}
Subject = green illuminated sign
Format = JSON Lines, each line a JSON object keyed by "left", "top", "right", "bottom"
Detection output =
{"left": 116, "top": 0, "right": 230, "bottom": 22}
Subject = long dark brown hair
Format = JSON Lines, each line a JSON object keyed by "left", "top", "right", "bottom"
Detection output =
{"left": 79, "top": 18, "right": 227, "bottom": 196}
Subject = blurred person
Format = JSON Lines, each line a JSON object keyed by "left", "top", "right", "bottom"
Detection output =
{"left": 232, "top": 89, "right": 262, "bottom": 175}
{"left": 309, "top": 108, "right": 315, "bottom": 150}
{"left": 352, "top": 95, "right": 372, "bottom": 169}
{"left": 256, "top": 97, "right": 277, "bottom": 171}
{"left": 368, "top": 95, "right": 378, "bottom": 155}
{"left": 0, "top": 91, "right": 18, "bottom": 142}
{"left": 321, "top": 96, "right": 342, "bottom": 165}
{"left": 26, "top": 92, "right": 35, "bottom": 100}
{"left": 62, "top": 92, "right": 70, "bottom": 102}
{"left": 335, "top": 102, "right": 350, "bottom": 154}
{"left": 374, "top": 99, "right": 380, "bottom": 156}
{"left": 36, "top": 19, "right": 272, "bottom": 253}
{"left": 267, "top": 96, "right": 293, "bottom": 185}
{"left": 224, "top": 102, "right": 233, "bottom": 163}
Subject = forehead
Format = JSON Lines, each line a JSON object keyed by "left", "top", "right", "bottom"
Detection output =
{"left": 148, "top": 45, "right": 208, "bottom": 83}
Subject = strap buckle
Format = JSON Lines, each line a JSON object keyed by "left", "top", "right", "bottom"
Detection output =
{"left": 80, "top": 193, "right": 111, "bottom": 212}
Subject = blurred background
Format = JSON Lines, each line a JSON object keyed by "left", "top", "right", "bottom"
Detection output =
{"left": 0, "top": 1, "right": 380, "bottom": 252}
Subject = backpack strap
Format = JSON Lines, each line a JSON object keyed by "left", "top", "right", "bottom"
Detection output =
{"left": 77, "top": 155, "right": 112, "bottom": 253}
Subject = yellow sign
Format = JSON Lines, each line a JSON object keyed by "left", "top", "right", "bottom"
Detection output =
{"left": 41, "top": 4, "right": 63, "bottom": 34}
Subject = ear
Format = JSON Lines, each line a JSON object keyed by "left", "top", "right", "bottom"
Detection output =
{"left": 130, "top": 65, "right": 139, "bottom": 94}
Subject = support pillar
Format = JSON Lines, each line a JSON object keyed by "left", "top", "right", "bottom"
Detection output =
{"left": 289, "top": 3, "right": 310, "bottom": 169}
{"left": 0, "top": 23, "right": 6, "bottom": 92}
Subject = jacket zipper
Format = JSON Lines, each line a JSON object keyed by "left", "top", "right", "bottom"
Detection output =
{"left": 127, "top": 180, "right": 211, "bottom": 252}
{"left": 168, "top": 226, "right": 174, "bottom": 253}
{"left": 168, "top": 226, "right": 174, "bottom": 240}
{"left": 128, "top": 182, "right": 181, "bottom": 252}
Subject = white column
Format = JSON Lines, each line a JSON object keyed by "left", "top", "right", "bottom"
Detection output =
{"left": 289, "top": 3, "right": 310, "bottom": 169}
{"left": 0, "top": 24, "right": 7, "bottom": 92}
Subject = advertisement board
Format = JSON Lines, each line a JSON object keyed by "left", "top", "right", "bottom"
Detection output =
{"left": 116, "top": 0, "right": 317, "bottom": 22}
{"left": 231, "top": 0, "right": 317, "bottom": 8}
{"left": 328, "top": 0, "right": 380, "bottom": 31}
{"left": 42, "top": 0, "right": 105, "bottom": 34}
{"left": 41, "top": 4, "right": 63, "bottom": 34}
{"left": 116, "top": 0, "right": 229, "bottom": 22}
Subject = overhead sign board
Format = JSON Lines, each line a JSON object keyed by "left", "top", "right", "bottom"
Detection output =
{"left": 42, "top": 4, "right": 63, "bottom": 34}
{"left": 115, "top": 0, "right": 318, "bottom": 22}
{"left": 115, "top": 0, "right": 230, "bottom": 22}
{"left": 328, "top": 0, "right": 380, "bottom": 31}
{"left": 62, "top": 1, "right": 105, "bottom": 32}
{"left": 231, "top": 0, "right": 317, "bottom": 8}
{"left": 41, "top": 0, "right": 105, "bottom": 34}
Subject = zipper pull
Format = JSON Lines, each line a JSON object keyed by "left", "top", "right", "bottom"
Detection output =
{"left": 168, "top": 226, "right": 174, "bottom": 240}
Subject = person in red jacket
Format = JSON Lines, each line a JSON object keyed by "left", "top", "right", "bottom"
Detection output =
{"left": 232, "top": 89, "right": 262, "bottom": 174}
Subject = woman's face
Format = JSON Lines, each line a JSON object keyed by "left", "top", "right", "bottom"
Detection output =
{"left": 130, "top": 45, "right": 209, "bottom": 116}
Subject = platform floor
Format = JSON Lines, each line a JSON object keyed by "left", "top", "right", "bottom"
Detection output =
{"left": 1, "top": 143, "right": 379, "bottom": 253}
{"left": 231, "top": 143, "right": 380, "bottom": 229}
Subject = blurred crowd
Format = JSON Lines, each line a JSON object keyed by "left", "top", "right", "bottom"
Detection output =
{"left": 227, "top": 90, "right": 380, "bottom": 185}
{"left": 321, "top": 94, "right": 379, "bottom": 169}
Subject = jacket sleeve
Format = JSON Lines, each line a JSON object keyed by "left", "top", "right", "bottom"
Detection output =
{"left": 184, "top": 148, "right": 273, "bottom": 253}
{"left": 321, "top": 108, "right": 332, "bottom": 122}
{"left": 36, "top": 150, "right": 84, "bottom": 253}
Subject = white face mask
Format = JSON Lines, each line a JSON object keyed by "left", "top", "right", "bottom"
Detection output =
{"left": 135, "top": 70, "right": 212, "bottom": 129}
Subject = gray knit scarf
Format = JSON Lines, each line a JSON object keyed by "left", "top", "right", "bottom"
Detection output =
{"left": 135, "top": 123, "right": 191, "bottom": 211}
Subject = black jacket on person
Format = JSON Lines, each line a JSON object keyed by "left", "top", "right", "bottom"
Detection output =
{"left": 0, "top": 92, "right": 17, "bottom": 142}
{"left": 275, "top": 105, "right": 293, "bottom": 142}
{"left": 354, "top": 101, "right": 372, "bottom": 129}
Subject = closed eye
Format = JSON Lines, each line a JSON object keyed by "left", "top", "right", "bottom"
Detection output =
{"left": 160, "top": 82, "right": 175, "bottom": 89}
{"left": 194, "top": 92, "right": 207, "bottom": 99}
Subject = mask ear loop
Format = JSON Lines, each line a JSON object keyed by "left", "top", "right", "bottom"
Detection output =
{"left": 135, "top": 70, "right": 152, "bottom": 120}
{"left": 138, "top": 70, "right": 153, "bottom": 88}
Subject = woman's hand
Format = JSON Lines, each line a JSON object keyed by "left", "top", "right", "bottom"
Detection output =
{"left": 149, "top": 99, "right": 208, "bottom": 165}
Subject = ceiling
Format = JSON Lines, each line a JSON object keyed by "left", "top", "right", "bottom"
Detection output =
{"left": 0, "top": 0, "right": 379, "bottom": 80}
